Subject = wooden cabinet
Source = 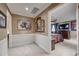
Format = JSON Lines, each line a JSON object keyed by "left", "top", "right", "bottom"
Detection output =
{"left": 60, "top": 31, "right": 70, "bottom": 39}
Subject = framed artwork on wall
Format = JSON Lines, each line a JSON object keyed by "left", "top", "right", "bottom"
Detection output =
{"left": 36, "top": 17, "right": 45, "bottom": 32}
{"left": 17, "top": 19, "right": 31, "bottom": 30}
{"left": 0, "top": 11, "right": 6, "bottom": 28}
{"left": 71, "top": 20, "right": 76, "bottom": 31}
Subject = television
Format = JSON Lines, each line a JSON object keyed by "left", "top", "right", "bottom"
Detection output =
{"left": 59, "top": 23, "right": 69, "bottom": 29}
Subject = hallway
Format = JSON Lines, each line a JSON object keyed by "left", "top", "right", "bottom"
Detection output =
{"left": 0, "top": 3, "right": 77, "bottom": 56}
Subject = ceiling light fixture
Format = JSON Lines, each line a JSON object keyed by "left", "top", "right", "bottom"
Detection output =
{"left": 25, "top": 7, "right": 29, "bottom": 11}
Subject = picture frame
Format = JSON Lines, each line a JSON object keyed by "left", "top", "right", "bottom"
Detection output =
{"left": 0, "top": 11, "right": 6, "bottom": 28}
{"left": 36, "top": 17, "right": 45, "bottom": 32}
{"left": 17, "top": 19, "right": 31, "bottom": 30}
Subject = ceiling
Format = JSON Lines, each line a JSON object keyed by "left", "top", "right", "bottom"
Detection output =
{"left": 7, "top": 3, "right": 51, "bottom": 18}
{"left": 51, "top": 3, "right": 76, "bottom": 21}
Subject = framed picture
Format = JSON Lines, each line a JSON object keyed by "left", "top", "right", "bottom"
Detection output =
{"left": 0, "top": 11, "right": 6, "bottom": 28}
{"left": 17, "top": 19, "right": 31, "bottom": 30}
{"left": 71, "top": 20, "right": 76, "bottom": 31}
{"left": 36, "top": 17, "right": 45, "bottom": 32}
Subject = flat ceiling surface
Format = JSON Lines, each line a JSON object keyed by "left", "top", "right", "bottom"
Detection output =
{"left": 7, "top": 3, "right": 51, "bottom": 18}
{"left": 51, "top": 3, "right": 76, "bottom": 21}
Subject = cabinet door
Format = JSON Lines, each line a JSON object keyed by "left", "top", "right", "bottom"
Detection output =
{"left": 61, "top": 31, "right": 70, "bottom": 39}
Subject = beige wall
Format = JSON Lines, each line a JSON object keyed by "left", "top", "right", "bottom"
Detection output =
{"left": 7, "top": 10, "right": 12, "bottom": 35}
{"left": 12, "top": 14, "right": 35, "bottom": 34}
{"left": 0, "top": 4, "right": 8, "bottom": 40}
{"left": 35, "top": 3, "right": 59, "bottom": 35}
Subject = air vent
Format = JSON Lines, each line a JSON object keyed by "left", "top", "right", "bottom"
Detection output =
{"left": 31, "top": 7, "right": 39, "bottom": 14}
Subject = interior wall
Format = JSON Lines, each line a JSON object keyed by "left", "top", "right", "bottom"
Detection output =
{"left": 12, "top": 14, "right": 35, "bottom": 34}
{"left": 0, "top": 4, "right": 7, "bottom": 40}
{"left": 9, "top": 34, "right": 35, "bottom": 48}
{"left": 34, "top": 4, "right": 59, "bottom": 53}
{"left": 0, "top": 38, "right": 8, "bottom": 56}
{"left": 35, "top": 34, "right": 51, "bottom": 53}
{"left": 0, "top": 3, "right": 10, "bottom": 56}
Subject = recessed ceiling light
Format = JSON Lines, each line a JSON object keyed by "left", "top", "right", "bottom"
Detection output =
{"left": 25, "top": 7, "right": 29, "bottom": 11}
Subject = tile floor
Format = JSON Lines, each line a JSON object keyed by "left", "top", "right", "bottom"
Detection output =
{"left": 8, "top": 40, "right": 77, "bottom": 56}
{"left": 8, "top": 43, "right": 48, "bottom": 56}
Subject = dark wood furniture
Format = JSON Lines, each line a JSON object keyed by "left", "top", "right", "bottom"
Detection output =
{"left": 60, "top": 30, "right": 70, "bottom": 39}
